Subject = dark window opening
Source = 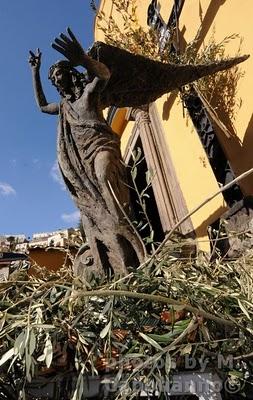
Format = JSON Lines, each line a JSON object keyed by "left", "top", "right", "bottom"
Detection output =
{"left": 183, "top": 88, "right": 243, "bottom": 207}
{"left": 127, "top": 137, "right": 164, "bottom": 249}
{"left": 182, "top": 89, "right": 244, "bottom": 255}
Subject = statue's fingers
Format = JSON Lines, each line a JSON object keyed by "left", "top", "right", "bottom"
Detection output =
{"left": 29, "top": 50, "right": 36, "bottom": 58}
{"left": 28, "top": 58, "right": 36, "bottom": 66}
{"left": 36, "top": 48, "right": 42, "bottom": 57}
{"left": 51, "top": 43, "right": 68, "bottom": 57}
{"left": 60, "top": 33, "right": 72, "bottom": 44}
{"left": 67, "top": 27, "right": 79, "bottom": 43}
{"left": 54, "top": 37, "right": 69, "bottom": 49}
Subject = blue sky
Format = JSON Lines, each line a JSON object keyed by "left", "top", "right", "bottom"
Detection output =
{"left": 0, "top": 1, "right": 97, "bottom": 237}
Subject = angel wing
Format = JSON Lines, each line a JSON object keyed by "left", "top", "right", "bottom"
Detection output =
{"left": 88, "top": 41, "right": 249, "bottom": 108}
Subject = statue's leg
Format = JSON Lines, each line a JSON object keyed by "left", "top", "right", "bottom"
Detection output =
{"left": 94, "top": 150, "right": 130, "bottom": 221}
{"left": 93, "top": 150, "right": 145, "bottom": 272}
{"left": 73, "top": 149, "right": 145, "bottom": 280}
{"left": 74, "top": 212, "right": 131, "bottom": 279}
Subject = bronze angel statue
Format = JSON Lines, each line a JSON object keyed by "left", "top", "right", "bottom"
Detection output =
{"left": 29, "top": 28, "right": 248, "bottom": 279}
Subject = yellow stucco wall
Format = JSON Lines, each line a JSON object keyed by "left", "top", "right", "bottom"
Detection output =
{"left": 177, "top": 0, "right": 253, "bottom": 194}
{"left": 95, "top": 0, "right": 253, "bottom": 251}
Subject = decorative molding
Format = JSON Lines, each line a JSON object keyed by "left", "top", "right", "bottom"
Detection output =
{"left": 107, "top": 106, "right": 118, "bottom": 126}
{"left": 149, "top": 103, "right": 194, "bottom": 235}
{"left": 124, "top": 105, "right": 194, "bottom": 235}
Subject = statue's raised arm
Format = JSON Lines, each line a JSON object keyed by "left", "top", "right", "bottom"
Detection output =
{"left": 29, "top": 49, "right": 59, "bottom": 115}
{"left": 52, "top": 28, "right": 110, "bottom": 82}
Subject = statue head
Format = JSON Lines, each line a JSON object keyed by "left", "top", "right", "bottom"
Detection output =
{"left": 48, "top": 60, "right": 87, "bottom": 99}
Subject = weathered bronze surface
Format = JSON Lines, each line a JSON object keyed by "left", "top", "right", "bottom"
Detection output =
{"left": 29, "top": 28, "right": 248, "bottom": 279}
{"left": 29, "top": 30, "right": 146, "bottom": 279}
{"left": 88, "top": 41, "right": 249, "bottom": 108}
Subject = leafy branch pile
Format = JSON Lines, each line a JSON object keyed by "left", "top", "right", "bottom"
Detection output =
{"left": 1, "top": 249, "right": 253, "bottom": 399}
{"left": 0, "top": 3, "right": 250, "bottom": 399}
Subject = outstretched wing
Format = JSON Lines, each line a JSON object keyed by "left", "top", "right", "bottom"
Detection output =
{"left": 88, "top": 41, "right": 249, "bottom": 109}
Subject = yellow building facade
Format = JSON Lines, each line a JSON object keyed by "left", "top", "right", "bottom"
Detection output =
{"left": 94, "top": 0, "right": 253, "bottom": 252}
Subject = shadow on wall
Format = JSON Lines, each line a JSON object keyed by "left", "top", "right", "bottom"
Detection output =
{"left": 194, "top": 0, "right": 227, "bottom": 53}
{"left": 162, "top": 0, "right": 253, "bottom": 194}
{"left": 243, "top": 113, "right": 253, "bottom": 149}
{"left": 162, "top": 0, "right": 228, "bottom": 119}
{"left": 162, "top": 90, "right": 178, "bottom": 121}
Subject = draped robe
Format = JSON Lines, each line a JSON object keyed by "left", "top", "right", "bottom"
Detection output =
{"left": 57, "top": 96, "right": 144, "bottom": 278}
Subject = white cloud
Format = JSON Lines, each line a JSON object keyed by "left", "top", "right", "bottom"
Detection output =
{"left": 50, "top": 160, "right": 65, "bottom": 190}
{"left": 61, "top": 210, "right": 80, "bottom": 224}
{"left": 32, "top": 158, "right": 40, "bottom": 166}
{"left": 10, "top": 159, "right": 17, "bottom": 167}
{"left": 0, "top": 182, "right": 16, "bottom": 196}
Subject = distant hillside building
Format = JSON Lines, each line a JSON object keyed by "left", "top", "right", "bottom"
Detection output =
{"left": 0, "top": 228, "right": 82, "bottom": 274}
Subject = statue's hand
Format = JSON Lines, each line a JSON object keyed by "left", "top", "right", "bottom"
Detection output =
{"left": 52, "top": 27, "right": 86, "bottom": 67}
{"left": 29, "top": 49, "right": 42, "bottom": 70}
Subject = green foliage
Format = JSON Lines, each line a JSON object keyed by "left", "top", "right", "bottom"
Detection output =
{"left": 96, "top": 0, "right": 173, "bottom": 63}
{"left": 1, "top": 249, "right": 253, "bottom": 398}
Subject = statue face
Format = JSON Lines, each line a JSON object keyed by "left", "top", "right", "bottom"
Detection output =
{"left": 51, "top": 67, "right": 72, "bottom": 92}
